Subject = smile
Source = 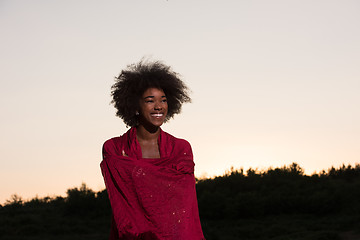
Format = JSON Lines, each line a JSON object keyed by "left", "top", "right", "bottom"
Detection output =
{"left": 151, "top": 113, "right": 164, "bottom": 117}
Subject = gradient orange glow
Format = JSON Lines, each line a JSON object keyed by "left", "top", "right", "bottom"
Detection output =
{"left": 1, "top": 0, "right": 359, "bottom": 204}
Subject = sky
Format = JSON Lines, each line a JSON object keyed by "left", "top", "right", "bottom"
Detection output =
{"left": 1, "top": 0, "right": 359, "bottom": 204}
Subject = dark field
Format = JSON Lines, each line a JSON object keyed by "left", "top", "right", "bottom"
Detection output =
{"left": 1, "top": 163, "right": 360, "bottom": 240}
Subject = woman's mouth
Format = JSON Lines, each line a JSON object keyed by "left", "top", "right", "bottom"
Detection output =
{"left": 151, "top": 113, "right": 164, "bottom": 117}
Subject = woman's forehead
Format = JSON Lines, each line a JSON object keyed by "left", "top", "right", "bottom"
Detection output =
{"left": 142, "top": 87, "right": 166, "bottom": 97}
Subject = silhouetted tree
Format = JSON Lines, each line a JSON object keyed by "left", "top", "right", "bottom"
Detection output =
{"left": 65, "top": 183, "right": 96, "bottom": 216}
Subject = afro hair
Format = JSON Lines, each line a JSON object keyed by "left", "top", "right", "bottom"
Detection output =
{"left": 111, "top": 59, "right": 191, "bottom": 127}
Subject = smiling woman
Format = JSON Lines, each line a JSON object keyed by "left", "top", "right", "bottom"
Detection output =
{"left": 137, "top": 88, "right": 169, "bottom": 158}
{"left": 100, "top": 59, "right": 205, "bottom": 239}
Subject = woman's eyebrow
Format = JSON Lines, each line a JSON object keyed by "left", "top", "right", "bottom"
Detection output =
{"left": 144, "top": 96, "right": 154, "bottom": 99}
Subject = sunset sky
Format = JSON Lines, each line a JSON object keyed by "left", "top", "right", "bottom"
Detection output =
{"left": 1, "top": 0, "right": 359, "bottom": 204}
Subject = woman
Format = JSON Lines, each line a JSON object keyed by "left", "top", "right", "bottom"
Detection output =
{"left": 101, "top": 59, "right": 205, "bottom": 240}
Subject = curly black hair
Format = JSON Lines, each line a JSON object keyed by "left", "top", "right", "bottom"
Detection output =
{"left": 111, "top": 59, "right": 191, "bottom": 127}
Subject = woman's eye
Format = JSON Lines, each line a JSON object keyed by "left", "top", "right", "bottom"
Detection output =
{"left": 162, "top": 99, "right": 167, "bottom": 102}
{"left": 145, "top": 100, "right": 154, "bottom": 103}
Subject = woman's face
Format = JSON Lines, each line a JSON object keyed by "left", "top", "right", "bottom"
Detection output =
{"left": 138, "top": 88, "right": 168, "bottom": 128}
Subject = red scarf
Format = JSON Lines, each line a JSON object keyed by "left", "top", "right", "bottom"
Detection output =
{"left": 101, "top": 127, "right": 205, "bottom": 240}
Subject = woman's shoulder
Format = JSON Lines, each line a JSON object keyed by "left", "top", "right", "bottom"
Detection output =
{"left": 161, "top": 130, "right": 193, "bottom": 155}
{"left": 102, "top": 128, "right": 134, "bottom": 157}
{"left": 102, "top": 136, "right": 123, "bottom": 158}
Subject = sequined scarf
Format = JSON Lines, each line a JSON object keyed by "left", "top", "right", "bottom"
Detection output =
{"left": 100, "top": 127, "right": 205, "bottom": 240}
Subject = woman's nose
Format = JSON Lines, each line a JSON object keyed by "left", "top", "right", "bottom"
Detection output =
{"left": 154, "top": 102, "right": 162, "bottom": 110}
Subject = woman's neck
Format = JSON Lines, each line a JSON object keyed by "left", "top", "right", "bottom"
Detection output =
{"left": 136, "top": 124, "right": 161, "bottom": 142}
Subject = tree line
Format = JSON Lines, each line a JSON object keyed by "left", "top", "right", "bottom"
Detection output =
{"left": 196, "top": 162, "right": 360, "bottom": 219}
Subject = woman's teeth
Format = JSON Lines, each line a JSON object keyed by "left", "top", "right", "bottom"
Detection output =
{"left": 151, "top": 113, "right": 163, "bottom": 117}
